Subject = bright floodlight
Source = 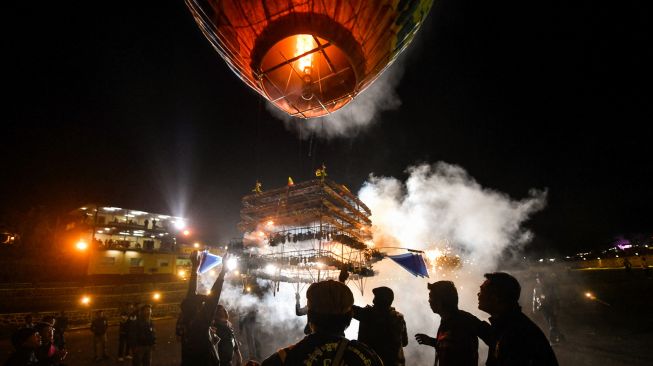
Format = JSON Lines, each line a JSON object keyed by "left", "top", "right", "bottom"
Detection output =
{"left": 81, "top": 295, "right": 91, "bottom": 305}
{"left": 175, "top": 221, "right": 186, "bottom": 230}
{"left": 76, "top": 240, "right": 88, "bottom": 251}
{"left": 226, "top": 257, "right": 238, "bottom": 271}
{"left": 152, "top": 292, "right": 161, "bottom": 301}
{"left": 193, "top": 242, "right": 200, "bottom": 248}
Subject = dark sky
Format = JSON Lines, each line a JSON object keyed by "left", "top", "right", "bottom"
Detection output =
{"left": 5, "top": 1, "right": 650, "bottom": 254}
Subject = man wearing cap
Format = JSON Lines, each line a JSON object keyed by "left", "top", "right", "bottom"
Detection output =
{"left": 261, "top": 280, "right": 383, "bottom": 366}
{"left": 4, "top": 327, "right": 41, "bottom": 366}
{"left": 352, "top": 286, "right": 408, "bottom": 365}
{"left": 416, "top": 281, "right": 491, "bottom": 366}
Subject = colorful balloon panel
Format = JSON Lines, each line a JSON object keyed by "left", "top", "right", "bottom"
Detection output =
{"left": 186, "top": 0, "right": 434, "bottom": 118}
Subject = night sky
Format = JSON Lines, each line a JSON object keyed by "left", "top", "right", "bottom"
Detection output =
{"left": 5, "top": 1, "right": 650, "bottom": 254}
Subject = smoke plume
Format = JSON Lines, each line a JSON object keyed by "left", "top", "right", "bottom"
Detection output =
{"left": 218, "top": 162, "right": 546, "bottom": 363}
{"left": 267, "top": 58, "right": 406, "bottom": 139}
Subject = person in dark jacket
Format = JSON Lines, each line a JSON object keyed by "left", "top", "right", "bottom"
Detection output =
{"left": 129, "top": 304, "right": 156, "bottom": 366}
{"left": 211, "top": 305, "right": 243, "bottom": 366}
{"left": 118, "top": 312, "right": 130, "bottom": 361}
{"left": 478, "top": 272, "right": 558, "bottom": 366}
{"left": 90, "top": 310, "right": 109, "bottom": 361}
{"left": 180, "top": 250, "right": 229, "bottom": 366}
{"left": 4, "top": 327, "right": 41, "bottom": 366}
{"left": 416, "top": 281, "right": 491, "bottom": 366}
{"left": 295, "top": 269, "right": 349, "bottom": 335}
{"left": 34, "top": 322, "right": 67, "bottom": 365}
{"left": 532, "top": 273, "right": 565, "bottom": 344}
{"left": 352, "top": 286, "right": 408, "bottom": 365}
{"left": 53, "top": 311, "right": 68, "bottom": 350}
{"left": 261, "top": 280, "right": 382, "bottom": 366}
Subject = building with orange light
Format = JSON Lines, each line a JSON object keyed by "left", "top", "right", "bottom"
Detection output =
{"left": 64, "top": 205, "right": 195, "bottom": 276}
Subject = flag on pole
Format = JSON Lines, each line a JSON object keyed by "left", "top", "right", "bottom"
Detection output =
{"left": 198, "top": 250, "right": 223, "bottom": 274}
{"left": 388, "top": 253, "right": 429, "bottom": 278}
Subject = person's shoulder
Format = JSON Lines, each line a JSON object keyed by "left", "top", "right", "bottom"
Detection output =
{"left": 456, "top": 310, "right": 484, "bottom": 325}
{"left": 346, "top": 340, "right": 384, "bottom": 365}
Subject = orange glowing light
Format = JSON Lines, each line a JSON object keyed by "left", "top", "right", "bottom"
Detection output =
{"left": 193, "top": 242, "right": 200, "bottom": 248}
{"left": 295, "top": 34, "right": 315, "bottom": 74}
{"left": 183, "top": 230, "right": 190, "bottom": 236}
{"left": 152, "top": 292, "right": 161, "bottom": 301}
{"left": 80, "top": 295, "right": 91, "bottom": 306}
{"left": 266, "top": 220, "right": 274, "bottom": 227}
{"left": 75, "top": 240, "right": 88, "bottom": 251}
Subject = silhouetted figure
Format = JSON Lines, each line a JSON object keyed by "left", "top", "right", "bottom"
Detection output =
{"left": 416, "top": 281, "right": 491, "bottom": 366}
{"left": 239, "top": 308, "right": 261, "bottom": 361}
{"left": 295, "top": 269, "right": 349, "bottom": 335}
{"left": 212, "top": 305, "right": 243, "bottom": 366}
{"left": 261, "top": 280, "right": 383, "bottom": 366}
{"left": 144, "top": 219, "right": 149, "bottom": 229}
{"left": 118, "top": 312, "right": 130, "bottom": 362}
{"left": 4, "top": 327, "right": 41, "bottom": 366}
{"left": 478, "top": 272, "right": 558, "bottom": 366}
{"left": 129, "top": 304, "right": 156, "bottom": 366}
{"left": 91, "top": 310, "right": 110, "bottom": 361}
{"left": 35, "top": 321, "right": 67, "bottom": 365}
{"left": 54, "top": 311, "right": 68, "bottom": 350}
{"left": 180, "top": 250, "right": 228, "bottom": 366}
{"left": 623, "top": 257, "right": 632, "bottom": 272}
{"left": 353, "top": 286, "right": 408, "bottom": 365}
{"left": 532, "top": 273, "right": 565, "bottom": 344}
{"left": 24, "top": 315, "right": 35, "bottom": 329}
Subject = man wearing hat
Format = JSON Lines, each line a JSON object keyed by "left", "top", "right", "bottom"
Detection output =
{"left": 4, "top": 327, "right": 41, "bottom": 365}
{"left": 352, "top": 286, "right": 408, "bottom": 365}
{"left": 415, "top": 281, "right": 491, "bottom": 366}
{"left": 261, "top": 280, "right": 382, "bottom": 366}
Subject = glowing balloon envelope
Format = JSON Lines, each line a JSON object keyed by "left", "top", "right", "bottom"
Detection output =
{"left": 185, "top": 0, "right": 434, "bottom": 118}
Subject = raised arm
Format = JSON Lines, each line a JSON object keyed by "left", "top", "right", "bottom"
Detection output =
{"left": 186, "top": 250, "right": 200, "bottom": 298}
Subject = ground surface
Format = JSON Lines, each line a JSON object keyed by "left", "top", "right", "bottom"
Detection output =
{"left": 1, "top": 268, "right": 652, "bottom": 365}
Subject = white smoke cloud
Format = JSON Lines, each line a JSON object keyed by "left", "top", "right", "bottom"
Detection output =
{"left": 266, "top": 59, "right": 405, "bottom": 139}
{"left": 354, "top": 162, "right": 547, "bottom": 363}
{"left": 217, "top": 162, "right": 546, "bottom": 364}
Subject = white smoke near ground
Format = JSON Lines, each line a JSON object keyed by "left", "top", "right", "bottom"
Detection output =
{"left": 215, "top": 162, "right": 546, "bottom": 364}
{"left": 266, "top": 59, "right": 405, "bottom": 139}
{"left": 355, "top": 162, "right": 547, "bottom": 363}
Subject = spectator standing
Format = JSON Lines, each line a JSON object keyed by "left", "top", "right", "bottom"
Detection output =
{"left": 212, "top": 305, "right": 243, "bottom": 366}
{"left": 129, "top": 304, "right": 156, "bottom": 366}
{"left": 478, "top": 272, "right": 558, "bottom": 366}
{"left": 261, "top": 280, "right": 383, "bottom": 366}
{"left": 4, "top": 328, "right": 41, "bottom": 366}
{"left": 353, "top": 286, "right": 408, "bottom": 365}
{"left": 238, "top": 308, "right": 261, "bottom": 362}
{"left": 54, "top": 311, "right": 68, "bottom": 350}
{"left": 24, "top": 315, "right": 35, "bottom": 329}
{"left": 416, "top": 281, "right": 491, "bottom": 366}
{"left": 91, "top": 310, "right": 110, "bottom": 361}
{"left": 118, "top": 312, "right": 130, "bottom": 362}
{"left": 34, "top": 322, "right": 67, "bottom": 365}
{"left": 532, "top": 273, "right": 565, "bottom": 344}
{"left": 180, "top": 251, "right": 229, "bottom": 366}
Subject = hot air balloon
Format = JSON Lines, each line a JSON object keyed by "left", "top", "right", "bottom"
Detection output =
{"left": 185, "top": 0, "right": 434, "bottom": 118}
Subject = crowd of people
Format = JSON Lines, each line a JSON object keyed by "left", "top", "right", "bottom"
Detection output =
{"left": 5, "top": 250, "right": 561, "bottom": 365}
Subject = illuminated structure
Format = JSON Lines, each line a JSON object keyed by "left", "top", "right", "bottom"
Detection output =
{"left": 237, "top": 178, "right": 375, "bottom": 288}
{"left": 64, "top": 205, "right": 194, "bottom": 275}
{"left": 186, "top": 0, "right": 434, "bottom": 118}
